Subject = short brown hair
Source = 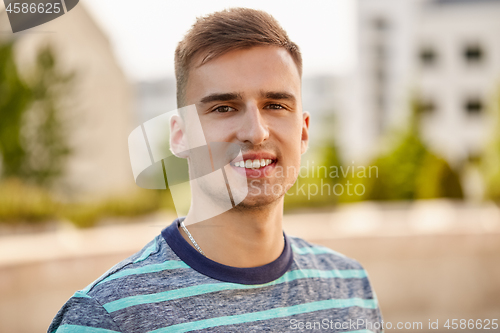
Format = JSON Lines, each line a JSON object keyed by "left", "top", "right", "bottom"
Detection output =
{"left": 174, "top": 8, "right": 302, "bottom": 107}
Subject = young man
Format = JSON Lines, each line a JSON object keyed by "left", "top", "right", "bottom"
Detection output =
{"left": 49, "top": 8, "right": 383, "bottom": 332}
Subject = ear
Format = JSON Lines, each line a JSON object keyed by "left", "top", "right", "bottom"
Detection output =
{"left": 300, "top": 111, "right": 310, "bottom": 154}
{"left": 170, "top": 114, "right": 189, "bottom": 158}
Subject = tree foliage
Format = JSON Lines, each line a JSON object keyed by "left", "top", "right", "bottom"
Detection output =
{"left": 340, "top": 98, "right": 463, "bottom": 202}
{"left": 0, "top": 41, "right": 73, "bottom": 187}
{"left": 0, "top": 42, "right": 32, "bottom": 178}
{"left": 481, "top": 89, "right": 500, "bottom": 202}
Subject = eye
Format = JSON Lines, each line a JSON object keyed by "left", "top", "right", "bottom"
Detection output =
{"left": 266, "top": 104, "right": 285, "bottom": 110}
{"left": 212, "top": 105, "right": 236, "bottom": 113}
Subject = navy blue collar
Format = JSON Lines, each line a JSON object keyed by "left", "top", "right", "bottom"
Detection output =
{"left": 161, "top": 218, "right": 293, "bottom": 285}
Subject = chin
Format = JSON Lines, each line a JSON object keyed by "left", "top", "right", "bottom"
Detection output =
{"left": 234, "top": 192, "right": 284, "bottom": 211}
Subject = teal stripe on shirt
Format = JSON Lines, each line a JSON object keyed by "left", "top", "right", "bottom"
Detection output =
{"left": 292, "top": 243, "right": 346, "bottom": 257}
{"left": 96, "top": 260, "right": 189, "bottom": 286}
{"left": 51, "top": 324, "right": 120, "bottom": 333}
{"left": 149, "top": 298, "right": 378, "bottom": 333}
{"left": 103, "top": 268, "right": 368, "bottom": 313}
{"left": 133, "top": 238, "right": 157, "bottom": 263}
{"left": 73, "top": 291, "right": 91, "bottom": 298}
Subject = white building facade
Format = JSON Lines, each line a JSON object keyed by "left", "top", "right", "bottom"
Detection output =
{"left": 344, "top": 0, "right": 500, "bottom": 166}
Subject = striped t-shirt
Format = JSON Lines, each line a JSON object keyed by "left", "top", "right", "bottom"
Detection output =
{"left": 48, "top": 218, "right": 383, "bottom": 332}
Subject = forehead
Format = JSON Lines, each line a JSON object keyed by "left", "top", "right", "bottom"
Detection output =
{"left": 185, "top": 46, "right": 301, "bottom": 102}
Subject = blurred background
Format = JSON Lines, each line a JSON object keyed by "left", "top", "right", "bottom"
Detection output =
{"left": 1, "top": 0, "right": 499, "bottom": 331}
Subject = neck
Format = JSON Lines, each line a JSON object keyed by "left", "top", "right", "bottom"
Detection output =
{"left": 180, "top": 197, "right": 285, "bottom": 267}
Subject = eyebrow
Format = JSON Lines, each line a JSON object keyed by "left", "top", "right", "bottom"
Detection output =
{"left": 198, "top": 91, "right": 297, "bottom": 105}
{"left": 199, "top": 92, "right": 243, "bottom": 104}
{"left": 261, "top": 91, "right": 296, "bottom": 104}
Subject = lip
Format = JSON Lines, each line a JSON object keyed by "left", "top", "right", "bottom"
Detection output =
{"left": 229, "top": 161, "right": 276, "bottom": 178}
{"left": 227, "top": 152, "right": 277, "bottom": 178}
{"left": 230, "top": 152, "right": 277, "bottom": 163}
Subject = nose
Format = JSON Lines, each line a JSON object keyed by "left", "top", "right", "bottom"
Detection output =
{"left": 236, "top": 103, "right": 269, "bottom": 145}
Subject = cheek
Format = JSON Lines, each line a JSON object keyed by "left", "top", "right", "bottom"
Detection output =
{"left": 199, "top": 118, "right": 234, "bottom": 142}
{"left": 274, "top": 119, "right": 303, "bottom": 157}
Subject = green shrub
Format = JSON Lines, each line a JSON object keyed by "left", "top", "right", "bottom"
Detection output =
{"left": 61, "top": 189, "right": 173, "bottom": 228}
{"left": 284, "top": 175, "right": 337, "bottom": 212}
{"left": 0, "top": 179, "right": 175, "bottom": 227}
{"left": 0, "top": 178, "right": 58, "bottom": 223}
{"left": 415, "top": 154, "right": 463, "bottom": 199}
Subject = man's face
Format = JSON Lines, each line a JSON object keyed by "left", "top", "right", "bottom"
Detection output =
{"left": 184, "top": 46, "right": 309, "bottom": 208}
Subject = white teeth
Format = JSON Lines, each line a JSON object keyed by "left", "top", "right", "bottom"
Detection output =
{"left": 233, "top": 159, "right": 274, "bottom": 169}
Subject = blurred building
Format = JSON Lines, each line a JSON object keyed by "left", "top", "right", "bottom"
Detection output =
{"left": 301, "top": 75, "right": 343, "bottom": 148}
{"left": 346, "top": 0, "right": 500, "bottom": 165}
{"left": 135, "top": 78, "right": 177, "bottom": 126}
{"left": 0, "top": 4, "right": 136, "bottom": 200}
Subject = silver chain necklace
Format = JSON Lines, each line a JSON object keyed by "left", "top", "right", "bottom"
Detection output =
{"left": 180, "top": 221, "right": 206, "bottom": 256}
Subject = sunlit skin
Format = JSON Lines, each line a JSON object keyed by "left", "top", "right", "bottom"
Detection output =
{"left": 170, "top": 46, "right": 309, "bottom": 267}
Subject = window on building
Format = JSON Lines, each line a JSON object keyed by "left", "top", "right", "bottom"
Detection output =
{"left": 419, "top": 47, "right": 437, "bottom": 66}
{"left": 464, "top": 98, "right": 483, "bottom": 115}
{"left": 418, "top": 100, "right": 436, "bottom": 113}
{"left": 463, "top": 44, "right": 484, "bottom": 64}
{"left": 372, "top": 17, "right": 388, "bottom": 31}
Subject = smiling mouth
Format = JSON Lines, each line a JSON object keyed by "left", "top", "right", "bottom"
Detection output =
{"left": 230, "top": 159, "right": 275, "bottom": 169}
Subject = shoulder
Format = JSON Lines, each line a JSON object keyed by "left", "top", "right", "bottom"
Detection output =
{"left": 48, "top": 291, "right": 122, "bottom": 332}
{"left": 287, "top": 235, "right": 382, "bottom": 313}
{"left": 82, "top": 234, "right": 168, "bottom": 293}
{"left": 82, "top": 234, "right": 188, "bottom": 300}
{"left": 287, "top": 235, "right": 383, "bottom": 324}
{"left": 48, "top": 234, "right": 185, "bottom": 332}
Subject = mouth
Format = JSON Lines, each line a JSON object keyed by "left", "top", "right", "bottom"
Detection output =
{"left": 230, "top": 159, "right": 276, "bottom": 170}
